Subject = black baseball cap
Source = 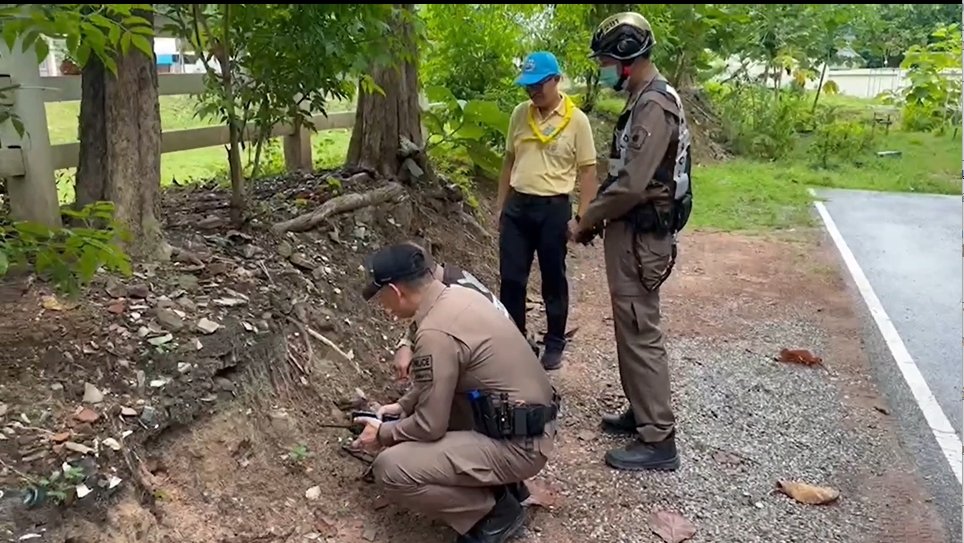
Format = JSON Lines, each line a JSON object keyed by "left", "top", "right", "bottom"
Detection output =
{"left": 361, "top": 243, "right": 431, "bottom": 301}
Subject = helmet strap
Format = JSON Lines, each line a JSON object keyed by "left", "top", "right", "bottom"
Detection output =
{"left": 613, "top": 63, "right": 633, "bottom": 92}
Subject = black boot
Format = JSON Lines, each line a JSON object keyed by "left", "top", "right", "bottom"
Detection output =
{"left": 604, "top": 433, "right": 680, "bottom": 472}
{"left": 507, "top": 481, "right": 530, "bottom": 503}
{"left": 600, "top": 409, "right": 636, "bottom": 435}
{"left": 456, "top": 490, "right": 526, "bottom": 543}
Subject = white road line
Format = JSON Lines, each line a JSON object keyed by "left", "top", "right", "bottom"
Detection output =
{"left": 810, "top": 190, "right": 963, "bottom": 485}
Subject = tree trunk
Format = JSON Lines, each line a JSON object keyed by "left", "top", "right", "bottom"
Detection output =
{"left": 346, "top": 3, "right": 427, "bottom": 182}
{"left": 75, "top": 9, "right": 165, "bottom": 261}
{"left": 811, "top": 58, "right": 829, "bottom": 113}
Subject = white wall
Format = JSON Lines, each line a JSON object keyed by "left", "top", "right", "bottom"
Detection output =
{"left": 812, "top": 68, "right": 963, "bottom": 100}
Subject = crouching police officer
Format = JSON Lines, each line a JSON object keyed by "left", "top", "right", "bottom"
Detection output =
{"left": 569, "top": 12, "right": 693, "bottom": 472}
{"left": 354, "top": 242, "right": 560, "bottom": 542}
{"left": 390, "top": 238, "right": 515, "bottom": 382}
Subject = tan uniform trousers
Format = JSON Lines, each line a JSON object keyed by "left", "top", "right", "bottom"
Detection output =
{"left": 372, "top": 431, "right": 549, "bottom": 535}
{"left": 604, "top": 223, "right": 676, "bottom": 442}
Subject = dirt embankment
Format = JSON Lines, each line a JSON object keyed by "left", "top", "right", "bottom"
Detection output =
{"left": 0, "top": 169, "right": 499, "bottom": 542}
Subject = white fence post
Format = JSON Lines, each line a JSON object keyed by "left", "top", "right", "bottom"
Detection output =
{"left": 0, "top": 38, "right": 61, "bottom": 228}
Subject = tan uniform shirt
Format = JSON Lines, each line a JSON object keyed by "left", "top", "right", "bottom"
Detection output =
{"left": 580, "top": 77, "right": 679, "bottom": 230}
{"left": 378, "top": 281, "right": 556, "bottom": 449}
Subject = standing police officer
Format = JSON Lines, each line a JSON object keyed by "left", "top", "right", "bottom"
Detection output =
{"left": 570, "top": 12, "right": 693, "bottom": 472}
{"left": 355, "top": 243, "right": 559, "bottom": 542}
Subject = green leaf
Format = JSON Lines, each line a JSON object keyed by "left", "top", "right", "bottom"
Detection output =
{"left": 75, "top": 42, "right": 91, "bottom": 67}
{"left": 0, "top": 249, "right": 8, "bottom": 277}
{"left": 463, "top": 100, "right": 510, "bottom": 135}
{"left": 2, "top": 22, "right": 19, "bottom": 51}
{"left": 120, "top": 32, "right": 132, "bottom": 55}
{"left": 33, "top": 38, "right": 49, "bottom": 64}
{"left": 130, "top": 34, "right": 152, "bottom": 58}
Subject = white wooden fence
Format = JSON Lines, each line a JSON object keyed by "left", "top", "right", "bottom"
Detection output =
{"left": 0, "top": 40, "right": 377, "bottom": 227}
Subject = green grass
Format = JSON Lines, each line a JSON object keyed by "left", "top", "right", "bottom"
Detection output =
{"left": 695, "top": 128, "right": 961, "bottom": 231}
{"left": 46, "top": 95, "right": 354, "bottom": 203}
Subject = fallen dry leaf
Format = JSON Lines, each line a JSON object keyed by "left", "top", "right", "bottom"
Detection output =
{"left": 41, "top": 295, "right": 72, "bottom": 311}
{"left": 649, "top": 510, "right": 697, "bottom": 543}
{"left": 776, "top": 480, "right": 840, "bottom": 505}
{"left": 520, "top": 479, "right": 559, "bottom": 509}
{"left": 576, "top": 429, "right": 595, "bottom": 441}
{"left": 50, "top": 431, "right": 71, "bottom": 443}
{"left": 777, "top": 348, "right": 823, "bottom": 367}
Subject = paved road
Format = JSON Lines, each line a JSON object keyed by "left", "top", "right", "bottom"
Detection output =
{"left": 813, "top": 187, "right": 961, "bottom": 539}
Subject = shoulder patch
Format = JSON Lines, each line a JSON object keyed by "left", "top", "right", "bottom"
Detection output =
{"left": 629, "top": 125, "right": 650, "bottom": 150}
{"left": 411, "top": 355, "right": 433, "bottom": 383}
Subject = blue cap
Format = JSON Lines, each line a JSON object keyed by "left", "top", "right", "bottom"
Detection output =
{"left": 515, "top": 51, "right": 561, "bottom": 86}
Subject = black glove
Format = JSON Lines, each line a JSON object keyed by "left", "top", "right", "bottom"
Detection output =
{"left": 574, "top": 224, "right": 600, "bottom": 245}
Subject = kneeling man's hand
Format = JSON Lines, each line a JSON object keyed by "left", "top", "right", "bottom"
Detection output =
{"left": 352, "top": 416, "right": 382, "bottom": 453}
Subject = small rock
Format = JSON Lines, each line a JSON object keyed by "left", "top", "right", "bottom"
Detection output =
{"left": 196, "top": 318, "right": 220, "bottom": 334}
{"left": 82, "top": 383, "right": 104, "bottom": 404}
{"left": 64, "top": 441, "right": 95, "bottom": 455}
{"left": 104, "top": 278, "right": 128, "bottom": 298}
{"left": 128, "top": 283, "right": 151, "bottom": 299}
{"left": 147, "top": 334, "right": 174, "bottom": 346}
{"left": 176, "top": 297, "right": 197, "bottom": 312}
{"left": 305, "top": 485, "right": 321, "bottom": 500}
{"left": 278, "top": 241, "right": 294, "bottom": 258}
{"left": 176, "top": 275, "right": 199, "bottom": 292}
{"left": 102, "top": 438, "right": 121, "bottom": 451}
{"left": 290, "top": 253, "right": 316, "bottom": 271}
{"left": 0, "top": 403, "right": 7, "bottom": 417}
{"left": 139, "top": 406, "right": 158, "bottom": 429}
{"left": 241, "top": 245, "right": 261, "bottom": 259}
{"left": 120, "top": 407, "right": 137, "bottom": 417}
{"left": 73, "top": 407, "right": 99, "bottom": 423}
{"left": 177, "top": 362, "right": 191, "bottom": 374}
{"left": 155, "top": 308, "right": 185, "bottom": 331}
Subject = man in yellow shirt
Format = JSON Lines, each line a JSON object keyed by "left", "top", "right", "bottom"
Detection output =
{"left": 495, "top": 51, "right": 598, "bottom": 371}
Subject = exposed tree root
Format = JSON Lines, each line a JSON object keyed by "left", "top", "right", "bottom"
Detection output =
{"left": 270, "top": 181, "right": 405, "bottom": 235}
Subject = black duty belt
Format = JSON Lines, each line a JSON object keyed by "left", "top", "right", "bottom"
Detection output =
{"left": 468, "top": 390, "right": 560, "bottom": 440}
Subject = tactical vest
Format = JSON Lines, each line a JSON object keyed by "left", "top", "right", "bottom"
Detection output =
{"left": 441, "top": 264, "right": 512, "bottom": 321}
{"left": 607, "top": 78, "right": 693, "bottom": 237}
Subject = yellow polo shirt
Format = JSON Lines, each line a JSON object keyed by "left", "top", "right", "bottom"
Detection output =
{"left": 506, "top": 94, "right": 597, "bottom": 197}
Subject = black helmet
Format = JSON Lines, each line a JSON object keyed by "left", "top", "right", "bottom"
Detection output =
{"left": 589, "top": 12, "right": 656, "bottom": 62}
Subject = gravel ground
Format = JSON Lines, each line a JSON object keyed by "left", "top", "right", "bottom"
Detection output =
{"left": 526, "top": 324, "right": 886, "bottom": 543}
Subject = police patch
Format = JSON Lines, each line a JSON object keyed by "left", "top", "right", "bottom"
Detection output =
{"left": 411, "top": 355, "right": 433, "bottom": 383}
{"left": 630, "top": 125, "right": 650, "bottom": 150}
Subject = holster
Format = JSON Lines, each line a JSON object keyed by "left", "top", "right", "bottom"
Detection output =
{"left": 468, "top": 390, "right": 560, "bottom": 440}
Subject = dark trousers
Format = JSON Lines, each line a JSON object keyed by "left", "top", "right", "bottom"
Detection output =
{"left": 498, "top": 190, "right": 571, "bottom": 353}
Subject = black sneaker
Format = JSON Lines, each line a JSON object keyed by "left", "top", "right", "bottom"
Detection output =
{"left": 540, "top": 349, "right": 563, "bottom": 371}
{"left": 455, "top": 490, "right": 526, "bottom": 543}
{"left": 600, "top": 409, "right": 636, "bottom": 435}
{"left": 604, "top": 434, "right": 680, "bottom": 472}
